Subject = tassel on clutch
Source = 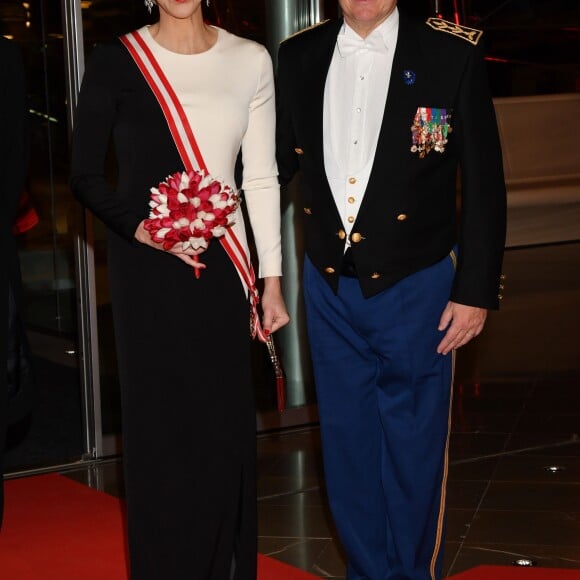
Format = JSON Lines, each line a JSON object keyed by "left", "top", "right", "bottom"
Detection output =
{"left": 266, "top": 335, "right": 286, "bottom": 412}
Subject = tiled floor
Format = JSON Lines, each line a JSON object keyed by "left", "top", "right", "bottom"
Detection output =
{"left": 67, "top": 241, "right": 580, "bottom": 578}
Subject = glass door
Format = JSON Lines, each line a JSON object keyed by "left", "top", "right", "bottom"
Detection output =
{"left": 2, "top": 0, "right": 86, "bottom": 473}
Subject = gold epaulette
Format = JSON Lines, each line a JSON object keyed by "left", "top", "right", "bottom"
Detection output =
{"left": 280, "top": 20, "right": 329, "bottom": 44}
{"left": 426, "top": 17, "right": 483, "bottom": 46}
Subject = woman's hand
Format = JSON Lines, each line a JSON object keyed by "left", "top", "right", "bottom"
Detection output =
{"left": 261, "top": 277, "right": 290, "bottom": 335}
{"left": 134, "top": 220, "right": 206, "bottom": 271}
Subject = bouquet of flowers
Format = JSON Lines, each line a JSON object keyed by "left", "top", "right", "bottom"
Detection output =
{"left": 144, "top": 169, "right": 239, "bottom": 277}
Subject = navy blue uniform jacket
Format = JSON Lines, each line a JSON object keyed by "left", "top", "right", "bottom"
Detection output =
{"left": 276, "top": 15, "right": 507, "bottom": 309}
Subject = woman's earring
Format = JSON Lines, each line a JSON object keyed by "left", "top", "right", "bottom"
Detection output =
{"left": 144, "top": 0, "right": 155, "bottom": 13}
{"left": 206, "top": 0, "right": 210, "bottom": 6}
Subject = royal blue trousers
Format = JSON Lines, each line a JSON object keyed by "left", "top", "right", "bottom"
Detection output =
{"left": 303, "top": 252, "right": 456, "bottom": 580}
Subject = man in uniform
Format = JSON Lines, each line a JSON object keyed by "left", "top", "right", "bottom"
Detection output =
{"left": 276, "top": 1, "right": 506, "bottom": 578}
{"left": 1, "top": 36, "right": 29, "bottom": 528}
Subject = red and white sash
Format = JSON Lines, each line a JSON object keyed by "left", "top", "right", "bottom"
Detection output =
{"left": 121, "top": 30, "right": 268, "bottom": 343}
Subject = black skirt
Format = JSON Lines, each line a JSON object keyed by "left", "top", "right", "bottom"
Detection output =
{"left": 109, "top": 234, "right": 256, "bottom": 580}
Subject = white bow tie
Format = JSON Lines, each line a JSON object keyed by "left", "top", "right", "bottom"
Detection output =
{"left": 336, "top": 34, "right": 387, "bottom": 57}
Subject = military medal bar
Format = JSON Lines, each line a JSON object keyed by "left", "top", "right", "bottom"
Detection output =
{"left": 411, "top": 107, "right": 452, "bottom": 157}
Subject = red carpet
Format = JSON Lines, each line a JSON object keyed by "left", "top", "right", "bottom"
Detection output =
{"left": 449, "top": 565, "right": 580, "bottom": 579}
{"left": 0, "top": 474, "right": 319, "bottom": 579}
{"left": 3, "top": 475, "right": 578, "bottom": 580}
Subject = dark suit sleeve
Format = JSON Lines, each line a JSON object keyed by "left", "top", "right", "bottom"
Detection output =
{"left": 0, "top": 40, "right": 29, "bottom": 226}
{"left": 451, "top": 42, "right": 507, "bottom": 310}
{"left": 70, "top": 44, "right": 142, "bottom": 242}
{"left": 276, "top": 42, "right": 299, "bottom": 187}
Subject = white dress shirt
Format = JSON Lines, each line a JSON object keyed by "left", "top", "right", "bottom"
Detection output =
{"left": 323, "top": 9, "right": 399, "bottom": 244}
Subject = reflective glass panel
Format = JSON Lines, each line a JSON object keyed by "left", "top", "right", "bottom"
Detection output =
{"left": 2, "top": 0, "right": 85, "bottom": 470}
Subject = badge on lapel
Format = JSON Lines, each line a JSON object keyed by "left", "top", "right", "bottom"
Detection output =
{"left": 402, "top": 70, "right": 416, "bottom": 86}
{"left": 410, "top": 107, "right": 452, "bottom": 157}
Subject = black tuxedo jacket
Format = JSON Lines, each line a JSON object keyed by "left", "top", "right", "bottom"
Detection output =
{"left": 276, "top": 14, "right": 506, "bottom": 309}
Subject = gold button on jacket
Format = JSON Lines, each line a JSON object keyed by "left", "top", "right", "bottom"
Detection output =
{"left": 337, "top": 230, "right": 346, "bottom": 240}
{"left": 351, "top": 232, "right": 362, "bottom": 243}
{"left": 396, "top": 213, "right": 408, "bottom": 221}
{"left": 371, "top": 272, "right": 381, "bottom": 280}
{"left": 294, "top": 147, "right": 304, "bottom": 155}
{"left": 303, "top": 207, "right": 312, "bottom": 215}
{"left": 324, "top": 266, "right": 335, "bottom": 274}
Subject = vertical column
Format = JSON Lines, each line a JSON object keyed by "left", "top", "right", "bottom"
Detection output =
{"left": 61, "top": 0, "right": 103, "bottom": 460}
{"left": 264, "top": 0, "right": 324, "bottom": 408}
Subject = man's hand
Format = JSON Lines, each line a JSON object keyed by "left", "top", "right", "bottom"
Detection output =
{"left": 437, "top": 301, "right": 487, "bottom": 355}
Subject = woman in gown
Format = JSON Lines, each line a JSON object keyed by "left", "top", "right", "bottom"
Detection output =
{"left": 70, "top": 1, "right": 289, "bottom": 578}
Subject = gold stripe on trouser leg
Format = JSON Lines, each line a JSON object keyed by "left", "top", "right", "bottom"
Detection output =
{"left": 449, "top": 249, "right": 457, "bottom": 270}
{"left": 429, "top": 349, "right": 456, "bottom": 579}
